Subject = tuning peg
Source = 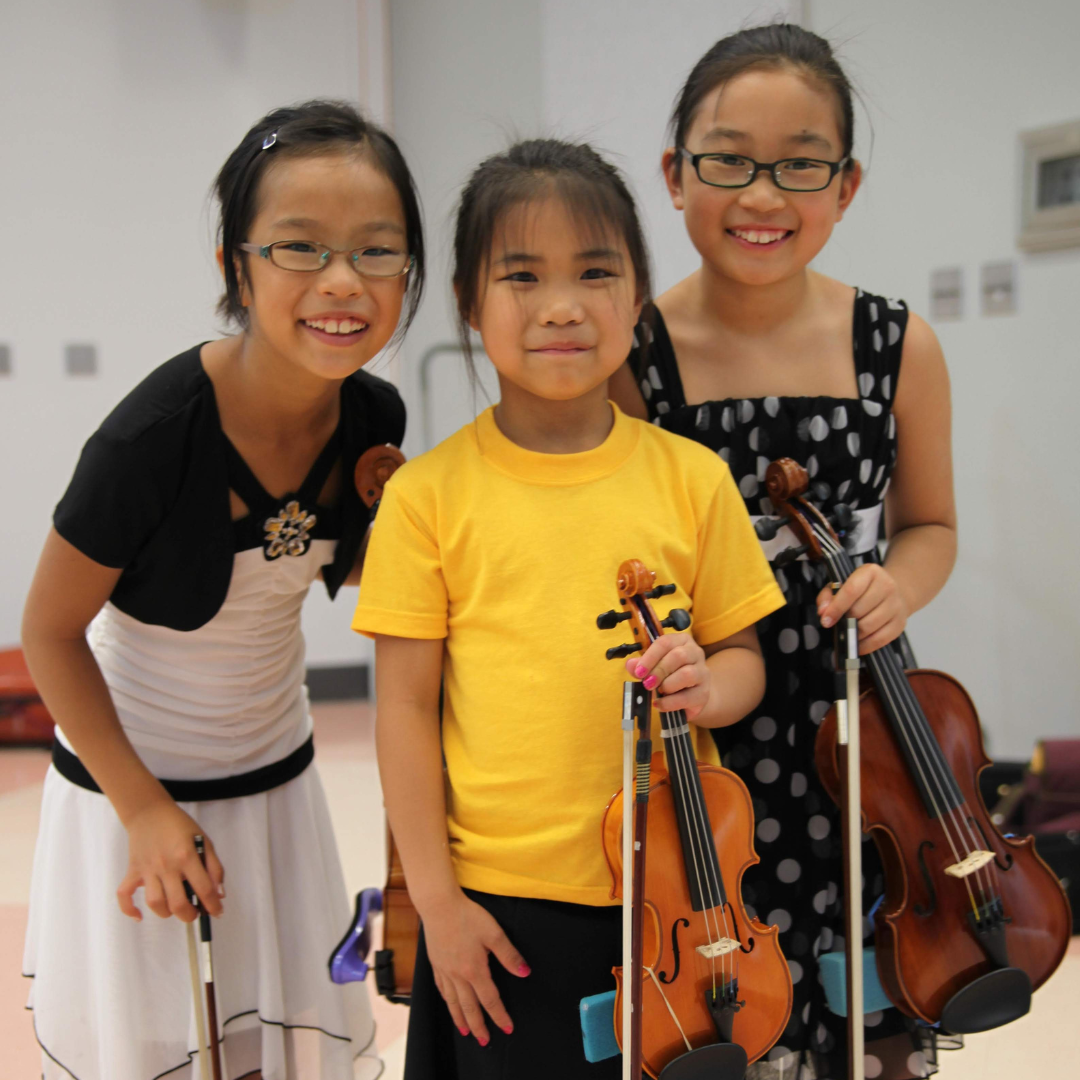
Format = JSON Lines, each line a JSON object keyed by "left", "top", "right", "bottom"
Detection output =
{"left": 773, "top": 544, "right": 809, "bottom": 568}
{"left": 596, "top": 609, "right": 633, "bottom": 630}
{"left": 830, "top": 503, "right": 854, "bottom": 532}
{"left": 645, "top": 583, "right": 676, "bottom": 599}
{"left": 661, "top": 609, "right": 691, "bottom": 632}
{"left": 606, "top": 642, "right": 643, "bottom": 661}
{"left": 754, "top": 516, "right": 784, "bottom": 541}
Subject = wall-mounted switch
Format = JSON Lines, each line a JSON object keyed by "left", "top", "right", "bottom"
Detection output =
{"left": 930, "top": 267, "right": 963, "bottom": 320}
{"left": 65, "top": 343, "right": 98, "bottom": 376}
{"left": 981, "top": 261, "right": 1017, "bottom": 316}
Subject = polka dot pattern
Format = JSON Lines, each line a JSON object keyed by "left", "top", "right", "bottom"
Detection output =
{"left": 628, "top": 291, "right": 930, "bottom": 1076}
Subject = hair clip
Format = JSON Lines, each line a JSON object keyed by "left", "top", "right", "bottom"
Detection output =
{"left": 262, "top": 131, "right": 278, "bottom": 150}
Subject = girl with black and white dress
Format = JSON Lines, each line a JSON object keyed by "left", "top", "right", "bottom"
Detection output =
{"left": 21, "top": 100, "right": 424, "bottom": 1080}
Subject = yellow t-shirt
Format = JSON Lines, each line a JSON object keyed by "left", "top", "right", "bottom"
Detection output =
{"left": 353, "top": 403, "right": 784, "bottom": 905}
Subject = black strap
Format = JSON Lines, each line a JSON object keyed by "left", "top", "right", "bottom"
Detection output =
{"left": 52, "top": 734, "right": 314, "bottom": 801}
{"left": 222, "top": 427, "right": 343, "bottom": 514}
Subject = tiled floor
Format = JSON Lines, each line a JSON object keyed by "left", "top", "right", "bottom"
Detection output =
{"left": 1, "top": 704, "right": 1077, "bottom": 1078}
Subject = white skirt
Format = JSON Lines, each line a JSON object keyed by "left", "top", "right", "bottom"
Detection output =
{"left": 23, "top": 761, "right": 382, "bottom": 1080}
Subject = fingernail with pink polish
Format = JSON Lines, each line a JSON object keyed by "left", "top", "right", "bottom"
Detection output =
{"left": 518, "top": 963, "right": 531, "bottom": 977}
{"left": 634, "top": 663, "right": 648, "bottom": 678}
{"left": 458, "top": 1026, "right": 469, "bottom": 1036}
{"left": 479, "top": 1037, "right": 490, "bottom": 1047}
{"left": 644, "top": 675, "right": 658, "bottom": 690}
{"left": 502, "top": 1024, "right": 514, "bottom": 1035}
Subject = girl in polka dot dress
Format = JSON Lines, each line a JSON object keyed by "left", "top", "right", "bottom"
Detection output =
{"left": 610, "top": 24, "right": 959, "bottom": 1080}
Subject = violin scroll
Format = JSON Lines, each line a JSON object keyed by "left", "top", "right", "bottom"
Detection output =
{"left": 597, "top": 560, "right": 689, "bottom": 661}
{"left": 354, "top": 444, "right": 406, "bottom": 511}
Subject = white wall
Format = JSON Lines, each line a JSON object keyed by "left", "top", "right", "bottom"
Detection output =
{"left": 806, "top": 0, "right": 1080, "bottom": 757}
{"left": 0, "top": 0, "right": 385, "bottom": 666}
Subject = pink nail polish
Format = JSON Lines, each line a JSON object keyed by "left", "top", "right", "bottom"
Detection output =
{"left": 479, "top": 1037, "right": 490, "bottom": 1047}
{"left": 502, "top": 1025, "right": 514, "bottom": 1035}
{"left": 518, "top": 963, "right": 531, "bottom": 977}
{"left": 644, "top": 675, "right": 658, "bottom": 690}
{"left": 634, "top": 663, "right": 648, "bottom": 678}
{"left": 458, "top": 1026, "right": 469, "bottom": 1036}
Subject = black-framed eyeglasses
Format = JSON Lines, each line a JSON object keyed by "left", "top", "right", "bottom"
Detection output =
{"left": 238, "top": 240, "right": 413, "bottom": 279}
{"left": 680, "top": 147, "right": 849, "bottom": 192}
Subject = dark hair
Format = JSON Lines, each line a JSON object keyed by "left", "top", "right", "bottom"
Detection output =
{"left": 213, "top": 99, "right": 425, "bottom": 335}
{"left": 671, "top": 23, "right": 855, "bottom": 172}
{"left": 452, "top": 138, "right": 651, "bottom": 371}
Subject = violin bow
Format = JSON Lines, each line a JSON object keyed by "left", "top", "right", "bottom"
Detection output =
{"left": 190, "top": 834, "right": 225, "bottom": 1080}
{"left": 756, "top": 460, "right": 865, "bottom": 1080}
{"left": 184, "top": 914, "right": 212, "bottom": 1080}
{"left": 832, "top": 593, "right": 865, "bottom": 1080}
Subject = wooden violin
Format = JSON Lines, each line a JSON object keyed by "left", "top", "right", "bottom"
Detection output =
{"left": 759, "top": 458, "right": 1071, "bottom": 1034}
{"left": 598, "top": 560, "right": 792, "bottom": 1078}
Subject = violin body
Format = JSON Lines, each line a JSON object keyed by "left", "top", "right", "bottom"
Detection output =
{"left": 373, "top": 827, "right": 419, "bottom": 1003}
{"left": 602, "top": 751, "right": 792, "bottom": 1075}
{"left": 815, "top": 669, "right": 1071, "bottom": 1024}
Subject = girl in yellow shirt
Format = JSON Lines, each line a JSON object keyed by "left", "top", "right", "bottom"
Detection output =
{"left": 353, "top": 139, "right": 784, "bottom": 1079}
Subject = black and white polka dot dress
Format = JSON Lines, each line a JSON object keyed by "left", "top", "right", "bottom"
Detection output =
{"left": 629, "top": 290, "right": 958, "bottom": 1080}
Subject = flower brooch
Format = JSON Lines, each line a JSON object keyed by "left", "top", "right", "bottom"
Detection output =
{"left": 263, "top": 500, "right": 316, "bottom": 559}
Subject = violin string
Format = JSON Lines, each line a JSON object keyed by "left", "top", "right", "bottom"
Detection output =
{"left": 816, "top": 537, "right": 973, "bottom": 887}
{"left": 634, "top": 596, "right": 729, "bottom": 991}
{"left": 668, "top": 706, "right": 733, "bottom": 989}
{"left": 817, "top": 530, "right": 988, "bottom": 914}
{"left": 826, "top": 537, "right": 999, "bottom": 906}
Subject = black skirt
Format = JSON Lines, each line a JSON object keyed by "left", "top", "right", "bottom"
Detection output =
{"left": 404, "top": 889, "right": 623, "bottom": 1080}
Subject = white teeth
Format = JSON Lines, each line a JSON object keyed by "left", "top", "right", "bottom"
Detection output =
{"left": 733, "top": 229, "right": 787, "bottom": 244}
{"left": 305, "top": 318, "right": 367, "bottom": 334}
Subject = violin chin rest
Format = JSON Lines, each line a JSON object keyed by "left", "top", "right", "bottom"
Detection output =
{"left": 939, "top": 966, "right": 1032, "bottom": 1034}
{"left": 658, "top": 1042, "right": 748, "bottom": 1080}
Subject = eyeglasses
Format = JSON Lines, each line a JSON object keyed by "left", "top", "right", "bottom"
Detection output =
{"left": 679, "top": 147, "right": 849, "bottom": 192}
{"left": 238, "top": 240, "right": 413, "bottom": 279}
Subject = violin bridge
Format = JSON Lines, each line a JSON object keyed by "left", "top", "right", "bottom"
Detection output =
{"left": 944, "top": 850, "right": 995, "bottom": 878}
{"left": 696, "top": 938, "right": 740, "bottom": 960}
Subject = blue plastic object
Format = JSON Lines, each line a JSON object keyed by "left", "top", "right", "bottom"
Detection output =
{"left": 580, "top": 989, "right": 620, "bottom": 1063}
{"left": 819, "top": 948, "right": 892, "bottom": 1017}
{"left": 329, "top": 888, "right": 383, "bottom": 984}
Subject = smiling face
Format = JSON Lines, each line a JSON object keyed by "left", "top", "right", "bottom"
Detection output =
{"left": 664, "top": 66, "right": 860, "bottom": 287}
{"left": 470, "top": 193, "right": 642, "bottom": 403}
{"left": 235, "top": 151, "right": 409, "bottom": 380}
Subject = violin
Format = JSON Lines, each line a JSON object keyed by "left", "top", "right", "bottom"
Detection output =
{"left": 758, "top": 458, "right": 1071, "bottom": 1034}
{"left": 598, "top": 560, "right": 792, "bottom": 1078}
{"left": 329, "top": 444, "right": 418, "bottom": 1004}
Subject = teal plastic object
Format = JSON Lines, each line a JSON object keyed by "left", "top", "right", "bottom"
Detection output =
{"left": 580, "top": 989, "right": 620, "bottom": 1062}
{"left": 819, "top": 948, "right": 893, "bottom": 1017}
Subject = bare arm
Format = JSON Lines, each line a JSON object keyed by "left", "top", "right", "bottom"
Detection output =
{"left": 625, "top": 624, "right": 766, "bottom": 729}
{"left": 818, "top": 313, "right": 957, "bottom": 651}
{"left": 21, "top": 528, "right": 223, "bottom": 920}
{"left": 374, "top": 634, "right": 528, "bottom": 1045}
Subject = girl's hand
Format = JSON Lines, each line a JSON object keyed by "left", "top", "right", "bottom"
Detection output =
{"left": 117, "top": 799, "right": 225, "bottom": 923}
{"left": 421, "top": 891, "right": 530, "bottom": 1045}
{"left": 624, "top": 632, "right": 711, "bottom": 718}
{"left": 816, "top": 563, "right": 908, "bottom": 654}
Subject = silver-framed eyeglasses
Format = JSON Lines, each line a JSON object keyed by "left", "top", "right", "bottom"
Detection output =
{"left": 238, "top": 240, "right": 413, "bottom": 279}
{"left": 680, "top": 147, "right": 849, "bottom": 192}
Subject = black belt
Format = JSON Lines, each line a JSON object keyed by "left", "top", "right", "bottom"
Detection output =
{"left": 52, "top": 734, "right": 315, "bottom": 802}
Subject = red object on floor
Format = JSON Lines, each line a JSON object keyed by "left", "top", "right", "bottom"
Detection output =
{"left": 0, "top": 648, "right": 55, "bottom": 746}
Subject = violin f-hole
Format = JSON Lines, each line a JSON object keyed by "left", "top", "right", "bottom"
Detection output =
{"left": 658, "top": 918, "right": 690, "bottom": 984}
{"left": 970, "top": 815, "right": 1014, "bottom": 873}
{"left": 913, "top": 840, "right": 938, "bottom": 917}
{"left": 725, "top": 901, "right": 756, "bottom": 953}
